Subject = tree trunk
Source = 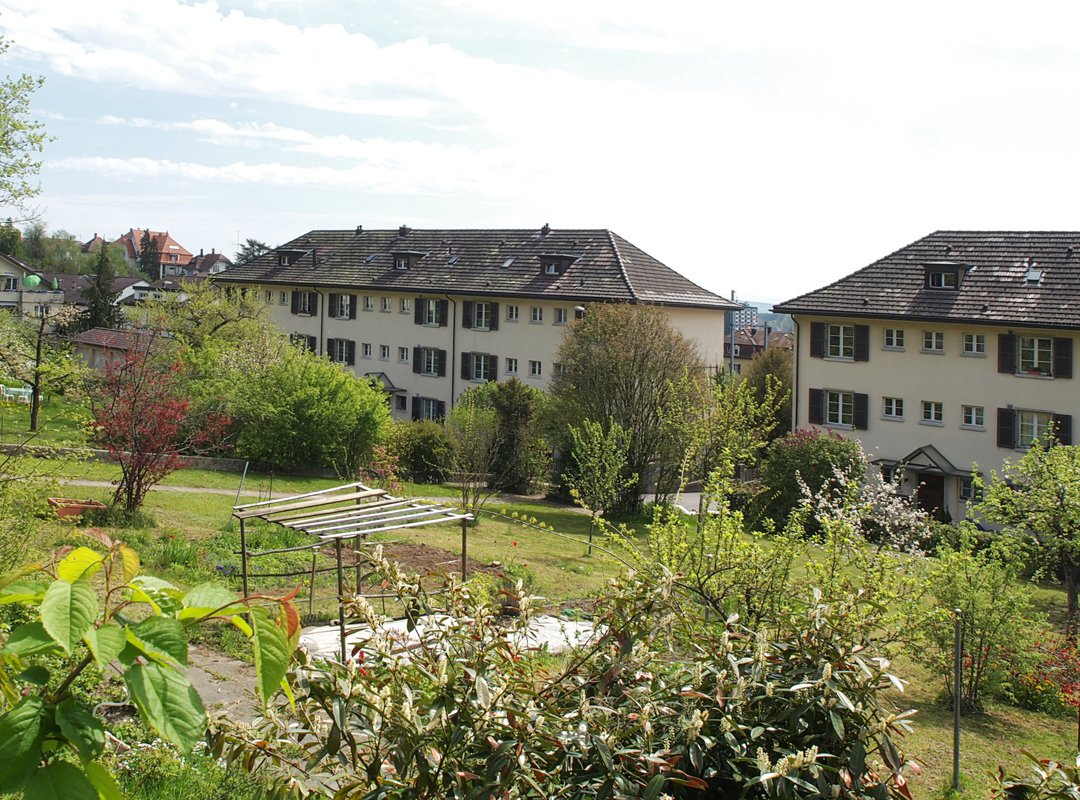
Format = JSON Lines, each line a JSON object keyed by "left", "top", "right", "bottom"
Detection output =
{"left": 30, "top": 314, "right": 46, "bottom": 433}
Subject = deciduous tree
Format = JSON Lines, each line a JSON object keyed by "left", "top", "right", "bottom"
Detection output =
{"left": 563, "top": 417, "right": 637, "bottom": 552}
{"left": 0, "top": 36, "right": 48, "bottom": 217}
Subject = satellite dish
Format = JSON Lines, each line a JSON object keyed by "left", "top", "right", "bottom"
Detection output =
{"left": 22, "top": 274, "right": 41, "bottom": 288}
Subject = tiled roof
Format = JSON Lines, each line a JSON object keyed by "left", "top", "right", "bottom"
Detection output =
{"left": 215, "top": 227, "right": 735, "bottom": 310}
{"left": 35, "top": 274, "right": 143, "bottom": 306}
{"left": 71, "top": 327, "right": 140, "bottom": 351}
{"left": 774, "top": 231, "right": 1080, "bottom": 330}
{"left": 114, "top": 229, "right": 194, "bottom": 266}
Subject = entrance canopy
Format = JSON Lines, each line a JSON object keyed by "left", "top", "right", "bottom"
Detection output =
{"left": 873, "top": 444, "right": 973, "bottom": 478}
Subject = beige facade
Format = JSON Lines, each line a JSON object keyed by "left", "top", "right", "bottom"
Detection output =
{"left": 791, "top": 314, "right": 1077, "bottom": 521}
{"left": 0, "top": 257, "right": 65, "bottom": 320}
{"left": 251, "top": 284, "right": 728, "bottom": 420}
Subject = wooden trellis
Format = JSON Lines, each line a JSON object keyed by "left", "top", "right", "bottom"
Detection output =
{"left": 232, "top": 481, "right": 473, "bottom": 661}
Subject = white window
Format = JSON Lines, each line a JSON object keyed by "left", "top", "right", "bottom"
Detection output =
{"left": 297, "top": 292, "right": 313, "bottom": 315}
{"left": 400, "top": 298, "right": 410, "bottom": 313}
{"left": 337, "top": 294, "right": 353, "bottom": 319}
{"left": 331, "top": 339, "right": 350, "bottom": 363}
{"left": 555, "top": 308, "right": 568, "bottom": 325}
{"left": 826, "top": 390, "right": 853, "bottom": 426}
{"left": 265, "top": 290, "right": 273, "bottom": 303}
{"left": 827, "top": 324, "right": 854, "bottom": 359}
{"left": 883, "top": 328, "right": 904, "bottom": 350}
{"left": 963, "top": 333, "right": 985, "bottom": 356}
{"left": 361, "top": 342, "right": 372, "bottom": 358}
{"left": 962, "top": 405, "right": 985, "bottom": 429}
{"left": 529, "top": 360, "right": 542, "bottom": 378}
{"left": 0, "top": 274, "right": 17, "bottom": 291}
{"left": 1019, "top": 336, "right": 1052, "bottom": 375}
{"left": 423, "top": 348, "right": 439, "bottom": 375}
{"left": 398, "top": 347, "right": 409, "bottom": 362}
{"left": 363, "top": 295, "right": 374, "bottom": 311}
{"left": 279, "top": 291, "right": 287, "bottom": 305}
{"left": 506, "top": 357, "right": 518, "bottom": 374}
{"left": 381, "top": 297, "right": 391, "bottom": 312}
{"left": 530, "top": 306, "right": 543, "bottom": 323}
{"left": 379, "top": 345, "right": 390, "bottom": 360}
{"left": 921, "top": 401, "right": 944, "bottom": 424}
{"left": 928, "top": 271, "right": 957, "bottom": 288}
{"left": 883, "top": 397, "right": 903, "bottom": 419}
{"left": 506, "top": 305, "right": 519, "bottom": 322}
{"left": 544, "top": 261, "right": 559, "bottom": 275}
{"left": 1018, "top": 410, "right": 1052, "bottom": 448}
{"left": 922, "top": 331, "right": 944, "bottom": 353}
{"left": 473, "top": 353, "right": 492, "bottom": 381}
{"left": 958, "top": 477, "right": 978, "bottom": 502}
{"left": 422, "top": 299, "right": 439, "bottom": 326}
{"left": 420, "top": 397, "right": 440, "bottom": 420}
{"left": 395, "top": 255, "right": 410, "bottom": 270}
{"left": 473, "top": 302, "right": 491, "bottom": 330}
{"left": 395, "top": 395, "right": 407, "bottom": 412}
{"left": 279, "top": 255, "right": 289, "bottom": 266}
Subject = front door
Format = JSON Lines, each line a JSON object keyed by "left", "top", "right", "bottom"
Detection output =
{"left": 916, "top": 472, "right": 947, "bottom": 520}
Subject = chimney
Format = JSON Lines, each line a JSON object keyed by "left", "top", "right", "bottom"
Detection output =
{"left": 354, "top": 225, "right": 363, "bottom": 237}
{"left": 200, "top": 248, "right": 204, "bottom": 257}
{"left": 398, "top": 224, "right": 410, "bottom": 236}
{"left": 211, "top": 248, "right": 215, "bottom": 255}
{"left": 540, "top": 223, "right": 551, "bottom": 236}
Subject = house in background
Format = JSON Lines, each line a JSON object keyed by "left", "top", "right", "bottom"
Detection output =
{"left": 71, "top": 327, "right": 141, "bottom": 370}
{"left": 114, "top": 229, "right": 193, "bottom": 280}
{"left": 215, "top": 224, "right": 737, "bottom": 420}
{"left": 723, "top": 327, "right": 793, "bottom": 373}
{"left": 189, "top": 250, "right": 232, "bottom": 276}
{"left": 774, "top": 230, "right": 1078, "bottom": 521}
{"left": 0, "top": 253, "right": 65, "bottom": 318}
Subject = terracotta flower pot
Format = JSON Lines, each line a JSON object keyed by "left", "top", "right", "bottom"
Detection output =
{"left": 47, "top": 498, "right": 107, "bottom": 520}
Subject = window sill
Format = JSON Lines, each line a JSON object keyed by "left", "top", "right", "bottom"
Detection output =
{"left": 919, "top": 420, "right": 944, "bottom": 427}
{"left": 506, "top": 319, "right": 519, "bottom": 323}
{"left": 363, "top": 308, "right": 374, "bottom": 313}
{"left": 380, "top": 309, "right": 391, "bottom": 313}
{"left": 553, "top": 321, "right": 566, "bottom": 326}
{"left": 1015, "top": 371, "right": 1054, "bottom": 380}
{"left": 823, "top": 355, "right": 855, "bottom": 362}
{"left": 961, "top": 351, "right": 986, "bottom": 358}
{"left": 529, "top": 321, "right": 543, "bottom": 325}
{"left": 882, "top": 346, "right": 904, "bottom": 352}
{"left": 919, "top": 349, "right": 945, "bottom": 355}
{"left": 881, "top": 416, "right": 904, "bottom": 422}
{"left": 823, "top": 422, "right": 854, "bottom": 431}
{"left": 470, "top": 326, "right": 490, "bottom": 332}
{"left": 960, "top": 424, "right": 985, "bottom": 432}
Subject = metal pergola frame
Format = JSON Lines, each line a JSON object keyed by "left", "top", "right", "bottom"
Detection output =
{"left": 232, "top": 481, "right": 473, "bottom": 661}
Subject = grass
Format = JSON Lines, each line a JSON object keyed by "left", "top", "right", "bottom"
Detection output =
{"left": 0, "top": 394, "right": 90, "bottom": 447}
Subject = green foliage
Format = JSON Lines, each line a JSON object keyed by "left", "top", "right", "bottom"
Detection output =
{"left": 0, "top": 36, "right": 49, "bottom": 215}
{"left": 446, "top": 395, "right": 499, "bottom": 513}
{"left": 0, "top": 533, "right": 300, "bottom": 798}
{"left": 137, "top": 230, "right": 160, "bottom": 279}
{"left": 741, "top": 345, "right": 793, "bottom": 439}
{"left": 487, "top": 377, "right": 550, "bottom": 493}
{"left": 749, "top": 428, "right": 865, "bottom": 533}
{"left": 233, "top": 238, "right": 270, "bottom": 266}
{"left": 995, "top": 753, "right": 1080, "bottom": 799}
{"left": 0, "top": 218, "right": 22, "bottom": 256}
{"left": 391, "top": 419, "right": 453, "bottom": 483}
{"left": 79, "top": 245, "right": 124, "bottom": 331}
{"left": 917, "top": 526, "right": 1042, "bottom": 713}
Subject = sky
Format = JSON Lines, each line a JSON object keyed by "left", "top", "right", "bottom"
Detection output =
{"left": 3, "top": 1, "right": 1080, "bottom": 303}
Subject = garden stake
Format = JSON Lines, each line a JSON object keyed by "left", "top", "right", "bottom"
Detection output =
{"left": 239, "top": 517, "right": 249, "bottom": 597}
{"left": 308, "top": 549, "right": 317, "bottom": 617}
{"left": 460, "top": 514, "right": 468, "bottom": 579}
{"left": 336, "top": 539, "right": 346, "bottom": 662}
{"left": 953, "top": 607, "right": 962, "bottom": 792}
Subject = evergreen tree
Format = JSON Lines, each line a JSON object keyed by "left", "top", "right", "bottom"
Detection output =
{"left": 82, "top": 245, "right": 122, "bottom": 330}
{"left": 138, "top": 229, "right": 160, "bottom": 279}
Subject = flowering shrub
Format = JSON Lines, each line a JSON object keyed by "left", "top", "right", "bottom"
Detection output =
{"left": 1010, "top": 637, "right": 1080, "bottom": 717}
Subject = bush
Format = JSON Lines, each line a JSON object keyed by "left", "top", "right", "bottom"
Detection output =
{"left": 1010, "top": 636, "right": 1080, "bottom": 717}
{"left": 748, "top": 428, "right": 865, "bottom": 533}
{"left": 390, "top": 420, "right": 452, "bottom": 483}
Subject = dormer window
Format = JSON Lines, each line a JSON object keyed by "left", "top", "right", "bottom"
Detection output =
{"left": 922, "top": 261, "right": 965, "bottom": 289}
{"left": 544, "top": 261, "right": 559, "bottom": 275}
{"left": 928, "top": 271, "right": 956, "bottom": 288}
{"left": 539, "top": 253, "right": 577, "bottom": 276}
{"left": 279, "top": 255, "right": 290, "bottom": 266}
{"left": 395, "top": 255, "right": 409, "bottom": 270}
{"left": 393, "top": 251, "right": 424, "bottom": 270}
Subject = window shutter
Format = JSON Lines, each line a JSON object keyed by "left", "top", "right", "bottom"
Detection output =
{"left": 998, "top": 334, "right": 1016, "bottom": 373}
{"left": 328, "top": 293, "right": 339, "bottom": 317}
{"left": 412, "top": 347, "right": 421, "bottom": 374}
{"left": 326, "top": 338, "right": 336, "bottom": 358}
{"left": 346, "top": 340, "right": 355, "bottom": 366}
{"left": 411, "top": 397, "right": 421, "bottom": 421}
{"left": 808, "top": 388, "right": 824, "bottom": 425}
{"left": 437, "top": 299, "right": 449, "bottom": 327}
{"left": 853, "top": 393, "right": 869, "bottom": 429}
{"left": 436, "top": 401, "right": 446, "bottom": 420}
{"left": 436, "top": 349, "right": 447, "bottom": 377}
{"left": 290, "top": 291, "right": 300, "bottom": 314}
{"left": 1053, "top": 413, "right": 1073, "bottom": 446}
{"left": 997, "top": 407, "right": 1016, "bottom": 448}
{"left": 809, "top": 322, "right": 825, "bottom": 358}
{"left": 462, "top": 301, "right": 473, "bottom": 329}
{"left": 1054, "top": 337, "right": 1073, "bottom": 379}
{"left": 348, "top": 294, "right": 357, "bottom": 320}
{"left": 307, "top": 335, "right": 316, "bottom": 353}
{"left": 414, "top": 299, "right": 424, "bottom": 325}
{"left": 461, "top": 352, "right": 473, "bottom": 380}
{"left": 489, "top": 356, "right": 498, "bottom": 380}
{"left": 308, "top": 292, "right": 318, "bottom": 316}
{"left": 854, "top": 325, "right": 870, "bottom": 362}
{"left": 489, "top": 303, "right": 499, "bottom": 330}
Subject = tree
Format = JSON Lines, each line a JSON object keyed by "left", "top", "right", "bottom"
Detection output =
{"left": 0, "top": 302, "right": 83, "bottom": 431}
{"left": 445, "top": 395, "right": 500, "bottom": 519}
{"left": 563, "top": 418, "right": 637, "bottom": 553}
{"left": 0, "top": 36, "right": 48, "bottom": 217}
{"left": 458, "top": 378, "right": 550, "bottom": 494}
{"left": 742, "top": 345, "right": 793, "bottom": 439}
{"left": 89, "top": 334, "right": 229, "bottom": 514}
{"left": 0, "top": 218, "right": 22, "bottom": 257}
{"left": 976, "top": 436, "right": 1080, "bottom": 635}
{"left": 138, "top": 229, "right": 160, "bottom": 279}
{"left": 80, "top": 244, "right": 123, "bottom": 330}
{"left": 549, "top": 303, "right": 700, "bottom": 513}
{"left": 234, "top": 238, "right": 270, "bottom": 265}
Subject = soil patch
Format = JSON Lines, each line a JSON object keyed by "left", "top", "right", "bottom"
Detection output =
{"left": 381, "top": 541, "right": 501, "bottom": 578}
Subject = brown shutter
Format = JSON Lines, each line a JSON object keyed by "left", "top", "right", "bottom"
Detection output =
{"left": 1053, "top": 414, "right": 1073, "bottom": 446}
{"left": 437, "top": 299, "right": 449, "bottom": 327}
{"left": 461, "top": 352, "right": 473, "bottom": 380}
{"left": 411, "top": 397, "right": 421, "bottom": 421}
{"left": 854, "top": 325, "right": 870, "bottom": 362}
{"left": 809, "top": 322, "right": 825, "bottom": 358}
{"left": 489, "top": 355, "right": 498, "bottom": 380}
{"left": 328, "top": 293, "right": 339, "bottom": 317}
{"left": 308, "top": 292, "right": 318, "bottom": 315}
{"left": 326, "top": 338, "right": 336, "bottom": 359}
{"left": 998, "top": 334, "right": 1016, "bottom": 373}
{"left": 853, "top": 393, "right": 869, "bottom": 429}
{"left": 436, "top": 401, "right": 446, "bottom": 420}
{"left": 414, "top": 299, "right": 424, "bottom": 324}
{"left": 997, "top": 407, "right": 1016, "bottom": 448}
{"left": 290, "top": 291, "right": 300, "bottom": 314}
{"left": 346, "top": 340, "right": 355, "bottom": 366}
{"left": 1054, "top": 337, "right": 1073, "bottom": 379}
{"left": 436, "top": 349, "right": 447, "bottom": 377}
{"left": 462, "top": 301, "right": 473, "bottom": 329}
{"left": 808, "top": 388, "right": 824, "bottom": 425}
{"left": 489, "top": 303, "right": 499, "bottom": 330}
{"left": 412, "top": 347, "right": 421, "bottom": 374}
{"left": 348, "top": 294, "right": 357, "bottom": 320}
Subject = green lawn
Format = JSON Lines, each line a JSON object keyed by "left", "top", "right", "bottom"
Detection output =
{"left": 0, "top": 393, "right": 90, "bottom": 446}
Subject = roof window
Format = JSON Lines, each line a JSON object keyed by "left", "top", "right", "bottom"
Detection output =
{"left": 922, "top": 261, "right": 966, "bottom": 290}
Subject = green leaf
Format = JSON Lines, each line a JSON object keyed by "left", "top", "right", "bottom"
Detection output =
{"left": 19, "top": 666, "right": 50, "bottom": 686}
{"left": 124, "top": 662, "right": 207, "bottom": 754}
{"left": 40, "top": 578, "right": 98, "bottom": 655}
{"left": 643, "top": 773, "right": 667, "bottom": 800}
{"left": 23, "top": 761, "right": 98, "bottom": 800}
{"left": 252, "top": 610, "right": 291, "bottom": 707}
{"left": 126, "top": 576, "right": 183, "bottom": 615}
{"left": 126, "top": 617, "right": 188, "bottom": 667}
{"left": 84, "top": 762, "right": 122, "bottom": 800}
{"left": 56, "top": 701, "right": 105, "bottom": 762}
{"left": 227, "top": 615, "right": 252, "bottom": 637}
{"left": 0, "top": 695, "right": 45, "bottom": 792}
{"left": 119, "top": 545, "right": 140, "bottom": 584}
{"left": 3, "top": 621, "right": 62, "bottom": 658}
{"left": 182, "top": 582, "right": 240, "bottom": 611}
{"left": 0, "top": 578, "right": 48, "bottom": 605}
{"left": 83, "top": 624, "right": 126, "bottom": 667}
{"left": 56, "top": 548, "right": 104, "bottom": 584}
{"left": 0, "top": 562, "right": 42, "bottom": 592}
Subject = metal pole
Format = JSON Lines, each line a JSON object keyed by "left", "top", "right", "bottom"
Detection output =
{"left": 953, "top": 607, "right": 962, "bottom": 792}
{"left": 239, "top": 518, "right": 249, "bottom": 597}
{"left": 460, "top": 515, "right": 468, "bottom": 580}
{"left": 336, "top": 539, "right": 347, "bottom": 663}
{"left": 226, "top": 461, "right": 250, "bottom": 532}
{"left": 308, "top": 549, "right": 317, "bottom": 618}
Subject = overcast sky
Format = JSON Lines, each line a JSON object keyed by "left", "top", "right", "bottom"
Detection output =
{"left": 3, "top": 0, "right": 1080, "bottom": 303}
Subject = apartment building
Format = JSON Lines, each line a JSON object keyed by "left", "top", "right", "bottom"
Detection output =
{"left": 774, "top": 231, "right": 1078, "bottom": 521}
{"left": 215, "top": 225, "right": 736, "bottom": 420}
{"left": 0, "top": 254, "right": 64, "bottom": 318}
